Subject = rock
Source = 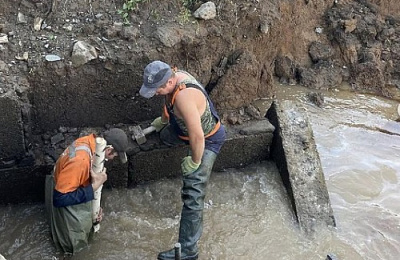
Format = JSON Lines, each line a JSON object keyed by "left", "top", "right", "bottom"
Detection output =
{"left": 59, "top": 126, "right": 68, "bottom": 133}
{"left": 62, "top": 24, "right": 73, "bottom": 31}
{"left": 309, "top": 41, "right": 333, "bottom": 63}
{"left": 156, "top": 26, "right": 183, "bottom": 47}
{"left": 17, "top": 12, "right": 28, "bottom": 24}
{"left": 245, "top": 104, "right": 262, "bottom": 119}
{"left": 15, "top": 52, "right": 29, "bottom": 61}
{"left": 121, "top": 26, "right": 140, "bottom": 41}
{"left": 45, "top": 54, "right": 62, "bottom": 62}
{"left": 50, "top": 133, "right": 64, "bottom": 145}
{"left": 238, "top": 119, "right": 275, "bottom": 135}
{"left": 0, "top": 33, "right": 8, "bottom": 44}
{"left": 344, "top": 19, "right": 357, "bottom": 33}
{"left": 315, "top": 27, "right": 323, "bottom": 34}
{"left": 259, "top": 20, "right": 269, "bottom": 34}
{"left": 20, "top": 0, "right": 35, "bottom": 9}
{"left": 226, "top": 112, "right": 242, "bottom": 125}
{"left": 71, "top": 41, "right": 97, "bottom": 67}
{"left": 33, "top": 17, "right": 43, "bottom": 31}
{"left": 352, "top": 62, "right": 385, "bottom": 93}
{"left": 275, "top": 56, "right": 296, "bottom": 83}
{"left": 299, "top": 61, "right": 342, "bottom": 89}
{"left": 307, "top": 92, "right": 324, "bottom": 107}
{"left": 193, "top": 1, "right": 216, "bottom": 20}
{"left": 68, "top": 127, "right": 78, "bottom": 133}
{"left": 42, "top": 133, "right": 51, "bottom": 141}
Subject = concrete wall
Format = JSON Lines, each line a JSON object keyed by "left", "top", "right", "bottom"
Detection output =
{"left": 0, "top": 119, "right": 275, "bottom": 204}
{"left": 129, "top": 132, "right": 273, "bottom": 187}
{"left": 0, "top": 96, "right": 25, "bottom": 162}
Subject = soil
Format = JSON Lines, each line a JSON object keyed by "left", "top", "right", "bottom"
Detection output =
{"left": 1, "top": 0, "right": 400, "bottom": 163}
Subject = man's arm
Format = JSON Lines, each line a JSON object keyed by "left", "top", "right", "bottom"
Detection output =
{"left": 53, "top": 186, "right": 94, "bottom": 207}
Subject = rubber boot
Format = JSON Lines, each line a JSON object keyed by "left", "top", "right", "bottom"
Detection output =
{"left": 158, "top": 150, "right": 217, "bottom": 260}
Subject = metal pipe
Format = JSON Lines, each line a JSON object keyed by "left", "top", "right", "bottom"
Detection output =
{"left": 174, "top": 242, "right": 181, "bottom": 260}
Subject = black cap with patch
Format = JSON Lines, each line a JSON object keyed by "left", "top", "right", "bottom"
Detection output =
{"left": 103, "top": 128, "right": 128, "bottom": 163}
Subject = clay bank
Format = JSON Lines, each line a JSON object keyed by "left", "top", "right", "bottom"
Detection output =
{"left": 1, "top": 0, "right": 400, "bottom": 234}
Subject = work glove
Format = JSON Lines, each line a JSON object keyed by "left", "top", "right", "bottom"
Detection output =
{"left": 151, "top": 117, "right": 168, "bottom": 132}
{"left": 181, "top": 156, "right": 200, "bottom": 175}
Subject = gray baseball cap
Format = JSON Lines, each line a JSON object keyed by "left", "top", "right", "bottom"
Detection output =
{"left": 139, "top": 60, "right": 172, "bottom": 98}
{"left": 103, "top": 128, "right": 128, "bottom": 163}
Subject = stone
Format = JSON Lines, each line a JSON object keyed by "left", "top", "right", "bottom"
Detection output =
{"left": 71, "top": 41, "right": 98, "bottom": 67}
{"left": 156, "top": 26, "right": 182, "bottom": 47}
{"left": 193, "top": 1, "right": 217, "bottom": 20}
{"left": 50, "top": 133, "right": 64, "bottom": 145}
{"left": 0, "top": 33, "right": 8, "bottom": 44}
{"left": 33, "top": 17, "right": 43, "bottom": 31}
{"left": 17, "top": 12, "right": 28, "bottom": 24}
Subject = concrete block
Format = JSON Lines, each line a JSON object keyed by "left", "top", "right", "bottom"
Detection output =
{"left": 129, "top": 120, "right": 275, "bottom": 186}
{"left": 267, "top": 100, "right": 336, "bottom": 234}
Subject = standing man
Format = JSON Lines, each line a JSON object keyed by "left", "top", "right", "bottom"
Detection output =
{"left": 45, "top": 128, "right": 129, "bottom": 255}
{"left": 139, "top": 60, "right": 226, "bottom": 260}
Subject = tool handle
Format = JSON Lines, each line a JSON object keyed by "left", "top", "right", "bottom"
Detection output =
{"left": 143, "top": 125, "right": 157, "bottom": 135}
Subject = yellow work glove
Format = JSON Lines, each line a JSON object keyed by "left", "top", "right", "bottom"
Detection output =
{"left": 181, "top": 156, "right": 200, "bottom": 175}
{"left": 151, "top": 117, "right": 168, "bottom": 132}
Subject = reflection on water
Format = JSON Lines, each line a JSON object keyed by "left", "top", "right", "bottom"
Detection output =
{"left": 1, "top": 85, "right": 399, "bottom": 260}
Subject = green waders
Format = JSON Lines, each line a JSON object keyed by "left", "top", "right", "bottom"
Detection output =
{"left": 158, "top": 149, "right": 217, "bottom": 260}
{"left": 45, "top": 174, "right": 94, "bottom": 255}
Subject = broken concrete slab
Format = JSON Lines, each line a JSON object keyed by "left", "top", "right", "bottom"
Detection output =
{"left": 267, "top": 100, "right": 336, "bottom": 234}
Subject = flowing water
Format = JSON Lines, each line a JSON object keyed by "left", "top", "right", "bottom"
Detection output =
{"left": 0, "top": 85, "right": 399, "bottom": 260}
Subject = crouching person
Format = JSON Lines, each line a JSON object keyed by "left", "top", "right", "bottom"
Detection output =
{"left": 45, "top": 128, "right": 128, "bottom": 255}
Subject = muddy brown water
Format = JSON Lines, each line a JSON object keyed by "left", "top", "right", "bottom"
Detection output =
{"left": 1, "top": 85, "right": 399, "bottom": 260}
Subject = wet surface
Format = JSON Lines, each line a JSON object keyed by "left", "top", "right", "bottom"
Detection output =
{"left": 1, "top": 85, "right": 400, "bottom": 260}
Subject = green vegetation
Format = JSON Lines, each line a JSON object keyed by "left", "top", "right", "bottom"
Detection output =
{"left": 178, "top": 7, "right": 192, "bottom": 25}
{"left": 118, "top": 0, "right": 198, "bottom": 25}
{"left": 178, "top": 0, "right": 197, "bottom": 25}
{"left": 118, "top": 0, "right": 145, "bottom": 25}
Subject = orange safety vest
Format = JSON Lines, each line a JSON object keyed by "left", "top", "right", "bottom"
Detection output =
{"left": 54, "top": 134, "right": 96, "bottom": 194}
